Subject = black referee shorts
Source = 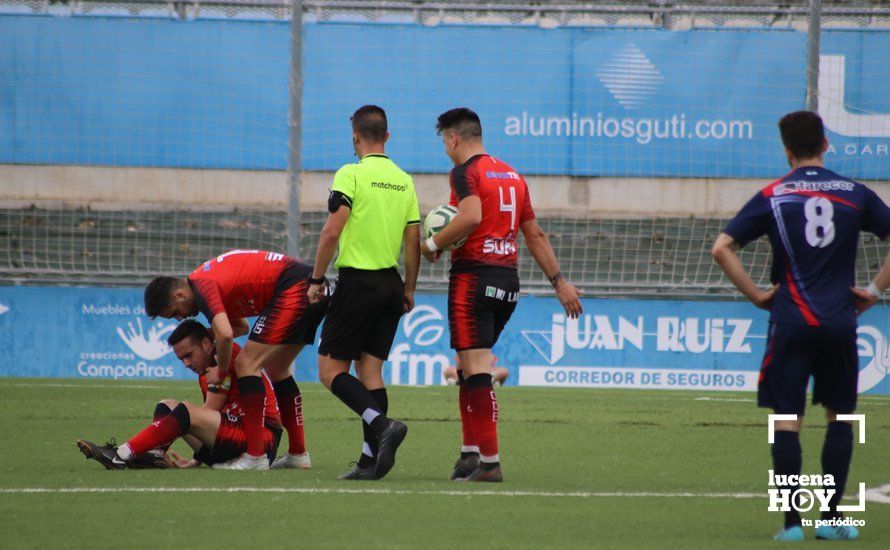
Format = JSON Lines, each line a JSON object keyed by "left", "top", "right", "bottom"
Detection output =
{"left": 318, "top": 267, "right": 404, "bottom": 362}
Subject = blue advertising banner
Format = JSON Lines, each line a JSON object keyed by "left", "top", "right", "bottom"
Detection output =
{"left": 1, "top": 16, "right": 888, "bottom": 178}
{"left": 2, "top": 286, "right": 889, "bottom": 396}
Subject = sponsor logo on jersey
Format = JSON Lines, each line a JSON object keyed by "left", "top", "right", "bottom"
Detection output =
{"left": 370, "top": 181, "right": 407, "bottom": 192}
{"left": 483, "top": 235, "right": 518, "bottom": 256}
{"left": 774, "top": 180, "right": 856, "bottom": 196}
{"left": 485, "top": 170, "right": 520, "bottom": 181}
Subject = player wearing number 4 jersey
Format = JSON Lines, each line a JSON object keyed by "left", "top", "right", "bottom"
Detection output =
{"left": 143, "top": 250, "right": 325, "bottom": 470}
{"left": 422, "top": 108, "right": 583, "bottom": 482}
{"left": 713, "top": 111, "right": 890, "bottom": 542}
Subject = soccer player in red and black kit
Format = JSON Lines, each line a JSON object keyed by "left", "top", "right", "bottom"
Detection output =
{"left": 421, "top": 108, "right": 583, "bottom": 482}
{"left": 713, "top": 111, "right": 890, "bottom": 541}
{"left": 142, "top": 250, "right": 325, "bottom": 470}
{"left": 77, "top": 320, "right": 284, "bottom": 469}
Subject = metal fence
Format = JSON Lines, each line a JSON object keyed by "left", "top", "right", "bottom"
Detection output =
{"left": 0, "top": 0, "right": 888, "bottom": 296}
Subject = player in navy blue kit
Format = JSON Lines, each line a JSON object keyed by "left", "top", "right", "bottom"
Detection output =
{"left": 712, "top": 111, "right": 890, "bottom": 542}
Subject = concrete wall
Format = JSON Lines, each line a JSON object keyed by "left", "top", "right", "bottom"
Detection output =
{"left": 9, "top": 164, "right": 888, "bottom": 217}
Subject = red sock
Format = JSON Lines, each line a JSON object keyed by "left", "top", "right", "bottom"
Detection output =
{"left": 281, "top": 392, "right": 306, "bottom": 455}
{"left": 458, "top": 375, "right": 477, "bottom": 452}
{"left": 239, "top": 376, "right": 267, "bottom": 457}
{"left": 467, "top": 382, "right": 499, "bottom": 462}
{"left": 273, "top": 377, "right": 306, "bottom": 455}
{"left": 127, "top": 405, "right": 189, "bottom": 456}
{"left": 151, "top": 403, "right": 174, "bottom": 453}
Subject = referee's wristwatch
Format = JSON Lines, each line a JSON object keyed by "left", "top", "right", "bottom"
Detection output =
{"left": 308, "top": 275, "right": 327, "bottom": 285}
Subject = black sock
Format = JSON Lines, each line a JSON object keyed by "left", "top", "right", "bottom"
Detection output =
{"left": 330, "top": 373, "right": 385, "bottom": 434}
{"left": 170, "top": 403, "right": 191, "bottom": 433}
{"left": 238, "top": 375, "right": 265, "bottom": 395}
{"left": 358, "top": 388, "right": 389, "bottom": 468}
{"left": 153, "top": 402, "right": 172, "bottom": 421}
{"left": 465, "top": 373, "right": 493, "bottom": 391}
{"left": 772, "top": 430, "right": 803, "bottom": 528}
{"left": 821, "top": 422, "right": 854, "bottom": 521}
{"left": 272, "top": 376, "right": 299, "bottom": 401}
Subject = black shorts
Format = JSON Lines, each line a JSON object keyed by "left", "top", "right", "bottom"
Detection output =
{"left": 249, "top": 261, "right": 326, "bottom": 346}
{"left": 448, "top": 267, "right": 519, "bottom": 351}
{"left": 318, "top": 267, "right": 404, "bottom": 361}
{"left": 758, "top": 323, "right": 859, "bottom": 415}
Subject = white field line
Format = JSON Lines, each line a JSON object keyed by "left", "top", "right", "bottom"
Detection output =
{"left": 694, "top": 397, "right": 753, "bottom": 403}
{"left": 1, "top": 486, "right": 888, "bottom": 504}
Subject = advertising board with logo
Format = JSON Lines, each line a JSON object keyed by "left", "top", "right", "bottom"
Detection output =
{"left": 2, "top": 287, "right": 888, "bottom": 397}
{"left": 2, "top": 17, "right": 888, "bottom": 179}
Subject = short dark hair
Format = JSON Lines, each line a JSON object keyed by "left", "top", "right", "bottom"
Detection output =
{"left": 144, "top": 276, "right": 180, "bottom": 318}
{"left": 167, "top": 319, "right": 211, "bottom": 347}
{"left": 779, "top": 111, "right": 825, "bottom": 159}
{"left": 351, "top": 105, "right": 387, "bottom": 143}
{"left": 436, "top": 107, "right": 482, "bottom": 140}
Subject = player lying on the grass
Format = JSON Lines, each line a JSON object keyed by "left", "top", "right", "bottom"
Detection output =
{"left": 443, "top": 353, "right": 508, "bottom": 387}
{"left": 712, "top": 111, "right": 890, "bottom": 542}
{"left": 144, "top": 249, "right": 325, "bottom": 470}
{"left": 77, "top": 320, "right": 284, "bottom": 469}
{"left": 422, "top": 107, "right": 583, "bottom": 482}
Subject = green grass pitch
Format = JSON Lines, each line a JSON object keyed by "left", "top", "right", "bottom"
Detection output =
{"left": 0, "top": 377, "right": 887, "bottom": 548}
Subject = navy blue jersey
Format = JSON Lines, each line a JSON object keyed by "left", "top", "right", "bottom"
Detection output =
{"left": 724, "top": 166, "right": 890, "bottom": 327}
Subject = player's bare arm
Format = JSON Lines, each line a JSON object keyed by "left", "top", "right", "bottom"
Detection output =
{"left": 231, "top": 317, "right": 250, "bottom": 338}
{"left": 210, "top": 312, "right": 234, "bottom": 379}
{"left": 421, "top": 195, "right": 481, "bottom": 262}
{"left": 851, "top": 243, "right": 890, "bottom": 314}
{"left": 204, "top": 386, "right": 228, "bottom": 411}
{"left": 711, "top": 232, "right": 778, "bottom": 310}
{"left": 309, "top": 204, "right": 350, "bottom": 304}
{"left": 403, "top": 224, "right": 420, "bottom": 312}
{"left": 520, "top": 218, "right": 583, "bottom": 318}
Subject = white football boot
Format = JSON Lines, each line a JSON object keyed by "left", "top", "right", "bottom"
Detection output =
{"left": 212, "top": 453, "right": 269, "bottom": 470}
{"left": 270, "top": 452, "right": 312, "bottom": 470}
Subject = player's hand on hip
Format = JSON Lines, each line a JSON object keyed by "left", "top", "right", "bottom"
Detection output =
{"left": 308, "top": 282, "right": 326, "bottom": 305}
{"left": 556, "top": 280, "right": 583, "bottom": 319}
{"left": 851, "top": 286, "right": 879, "bottom": 315}
{"left": 752, "top": 284, "right": 779, "bottom": 310}
{"left": 403, "top": 289, "right": 415, "bottom": 313}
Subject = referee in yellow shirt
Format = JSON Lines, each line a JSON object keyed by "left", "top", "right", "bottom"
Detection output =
{"left": 308, "top": 105, "right": 420, "bottom": 480}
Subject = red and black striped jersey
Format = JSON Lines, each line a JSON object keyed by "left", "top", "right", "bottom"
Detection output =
{"left": 448, "top": 154, "right": 535, "bottom": 271}
{"left": 188, "top": 250, "right": 297, "bottom": 319}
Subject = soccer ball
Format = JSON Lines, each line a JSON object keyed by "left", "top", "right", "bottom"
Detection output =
{"left": 423, "top": 204, "right": 467, "bottom": 250}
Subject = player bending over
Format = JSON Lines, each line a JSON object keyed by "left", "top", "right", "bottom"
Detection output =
{"left": 143, "top": 249, "right": 325, "bottom": 470}
{"left": 712, "top": 111, "right": 890, "bottom": 542}
{"left": 422, "top": 107, "right": 583, "bottom": 482}
{"left": 77, "top": 320, "right": 283, "bottom": 469}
